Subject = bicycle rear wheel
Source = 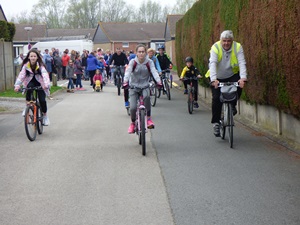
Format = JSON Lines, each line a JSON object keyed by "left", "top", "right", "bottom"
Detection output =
{"left": 140, "top": 109, "right": 146, "bottom": 156}
{"left": 188, "top": 88, "right": 193, "bottom": 114}
{"left": 24, "top": 106, "right": 37, "bottom": 141}
{"left": 37, "top": 105, "right": 43, "bottom": 135}
{"left": 150, "top": 86, "right": 157, "bottom": 107}
{"left": 169, "top": 74, "right": 173, "bottom": 88}
{"left": 228, "top": 104, "right": 234, "bottom": 148}
{"left": 164, "top": 80, "right": 171, "bottom": 100}
{"left": 220, "top": 104, "right": 226, "bottom": 139}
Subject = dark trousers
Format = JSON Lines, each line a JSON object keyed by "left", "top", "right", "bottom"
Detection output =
{"left": 76, "top": 74, "right": 82, "bottom": 88}
{"left": 62, "top": 66, "right": 67, "bottom": 79}
{"left": 26, "top": 78, "right": 47, "bottom": 113}
{"left": 184, "top": 79, "right": 198, "bottom": 101}
{"left": 89, "top": 70, "right": 96, "bottom": 85}
{"left": 211, "top": 73, "right": 242, "bottom": 124}
{"left": 124, "top": 88, "right": 129, "bottom": 102}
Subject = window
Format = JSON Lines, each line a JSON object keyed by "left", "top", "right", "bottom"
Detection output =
{"left": 122, "top": 42, "right": 129, "bottom": 48}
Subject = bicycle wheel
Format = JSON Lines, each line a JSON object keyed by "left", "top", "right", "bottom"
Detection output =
{"left": 228, "top": 104, "right": 234, "bottom": 148}
{"left": 187, "top": 88, "right": 193, "bottom": 114}
{"left": 24, "top": 106, "right": 37, "bottom": 141}
{"left": 117, "top": 76, "right": 121, "bottom": 96}
{"left": 126, "top": 107, "right": 131, "bottom": 116}
{"left": 37, "top": 105, "right": 43, "bottom": 135}
{"left": 150, "top": 86, "right": 157, "bottom": 107}
{"left": 164, "top": 80, "right": 171, "bottom": 100}
{"left": 157, "top": 87, "right": 161, "bottom": 98}
{"left": 170, "top": 74, "right": 173, "bottom": 88}
{"left": 220, "top": 104, "right": 226, "bottom": 139}
{"left": 140, "top": 109, "right": 146, "bottom": 156}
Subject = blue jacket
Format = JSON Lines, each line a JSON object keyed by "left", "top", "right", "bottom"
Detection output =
{"left": 43, "top": 53, "right": 53, "bottom": 73}
{"left": 87, "top": 54, "right": 98, "bottom": 71}
{"left": 97, "top": 60, "right": 105, "bottom": 73}
{"left": 149, "top": 55, "right": 162, "bottom": 73}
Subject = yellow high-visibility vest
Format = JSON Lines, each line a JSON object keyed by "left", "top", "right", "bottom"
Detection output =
{"left": 205, "top": 41, "right": 241, "bottom": 78}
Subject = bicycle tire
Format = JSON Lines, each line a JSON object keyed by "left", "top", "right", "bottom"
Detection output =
{"left": 117, "top": 77, "right": 121, "bottom": 96}
{"left": 24, "top": 106, "right": 37, "bottom": 141}
{"left": 37, "top": 104, "right": 43, "bottom": 135}
{"left": 228, "top": 104, "right": 234, "bottom": 148}
{"left": 140, "top": 109, "right": 146, "bottom": 156}
{"left": 220, "top": 104, "right": 226, "bottom": 139}
{"left": 157, "top": 88, "right": 161, "bottom": 98}
{"left": 164, "top": 80, "right": 171, "bottom": 100}
{"left": 170, "top": 74, "right": 173, "bottom": 88}
{"left": 188, "top": 88, "right": 193, "bottom": 114}
{"left": 150, "top": 86, "right": 157, "bottom": 107}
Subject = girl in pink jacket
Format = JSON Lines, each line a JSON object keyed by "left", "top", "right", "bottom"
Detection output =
{"left": 14, "top": 49, "right": 51, "bottom": 126}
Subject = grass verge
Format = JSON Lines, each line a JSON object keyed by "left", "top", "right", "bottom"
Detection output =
{"left": 0, "top": 86, "right": 63, "bottom": 98}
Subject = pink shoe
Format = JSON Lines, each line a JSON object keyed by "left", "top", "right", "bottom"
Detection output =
{"left": 79, "top": 88, "right": 85, "bottom": 91}
{"left": 128, "top": 122, "right": 135, "bottom": 134}
{"left": 147, "top": 118, "right": 155, "bottom": 129}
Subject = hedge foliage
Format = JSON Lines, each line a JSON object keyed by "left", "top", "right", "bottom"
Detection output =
{"left": 176, "top": 0, "right": 300, "bottom": 118}
{"left": 0, "top": 20, "right": 16, "bottom": 42}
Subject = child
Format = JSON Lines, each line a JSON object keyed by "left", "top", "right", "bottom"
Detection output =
{"left": 93, "top": 69, "right": 103, "bottom": 91}
{"left": 180, "top": 56, "right": 202, "bottom": 108}
{"left": 66, "top": 60, "right": 75, "bottom": 92}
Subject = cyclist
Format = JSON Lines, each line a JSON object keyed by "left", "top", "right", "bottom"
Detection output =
{"left": 207, "top": 30, "right": 247, "bottom": 137}
{"left": 123, "top": 44, "right": 162, "bottom": 134}
{"left": 180, "top": 56, "right": 202, "bottom": 108}
{"left": 147, "top": 48, "right": 162, "bottom": 75}
{"left": 156, "top": 45, "right": 172, "bottom": 72}
{"left": 109, "top": 48, "right": 129, "bottom": 86}
{"left": 14, "top": 48, "right": 51, "bottom": 126}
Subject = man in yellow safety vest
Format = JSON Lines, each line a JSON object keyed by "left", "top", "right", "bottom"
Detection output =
{"left": 208, "top": 30, "right": 247, "bottom": 137}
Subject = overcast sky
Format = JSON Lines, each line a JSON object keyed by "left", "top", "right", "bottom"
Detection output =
{"left": 1, "top": 0, "right": 178, "bottom": 21}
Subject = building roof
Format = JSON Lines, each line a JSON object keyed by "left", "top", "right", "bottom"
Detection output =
{"left": 46, "top": 28, "right": 96, "bottom": 40}
{"left": 0, "top": 4, "right": 7, "bottom": 21}
{"left": 14, "top": 24, "right": 47, "bottom": 42}
{"left": 96, "top": 22, "right": 165, "bottom": 42}
{"left": 166, "top": 14, "right": 184, "bottom": 38}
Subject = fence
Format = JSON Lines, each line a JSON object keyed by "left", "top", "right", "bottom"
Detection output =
{"left": 0, "top": 40, "right": 14, "bottom": 92}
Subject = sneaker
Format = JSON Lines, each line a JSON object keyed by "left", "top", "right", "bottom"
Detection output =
{"left": 147, "top": 118, "right": 155, "bottom": 129}
{"left": 128, "top": 122, "right": 135, "bottom": 134}
{"left": 232, "top": 105, "right": 237, "bottom": 116}
{"left": 194, "top": 102, "right": 199, "bottom": 108}
{"left": 213, "top": 123, "right": 220, "bottom": 137}
{"left": 22, "top": 108, "right": 26, "bottom": 117}
{"left": 79, "top": 88, "right": 85, "bottom": 91}
{"left": 43, "top": 116, "right": 50, "bottom": 126}
{"left": 125, "top": 101, "right": 129, "bottom": 108}
{"left": 67, "top": 89, "right": 70, "bottom": 92}
{"left": 184, "top": 89, "right": 188, "bottom": 94}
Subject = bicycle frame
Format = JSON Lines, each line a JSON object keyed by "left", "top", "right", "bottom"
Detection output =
{"left": 184, "top": 77, "right": 198, "bottom": 114}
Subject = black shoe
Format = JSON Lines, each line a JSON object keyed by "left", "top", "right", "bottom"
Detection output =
{"left": 213, "top": 123, "right": 220, "bottom": 137}
{"left": 232, "top": 106, "right": 237, "bottom": 116}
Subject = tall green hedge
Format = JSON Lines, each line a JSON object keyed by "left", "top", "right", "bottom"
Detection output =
{"left": 0, "top": 21, "right": 16, "bottom": 42}
{"left": 176, "top": 0, "right": 300, "bottom": 118}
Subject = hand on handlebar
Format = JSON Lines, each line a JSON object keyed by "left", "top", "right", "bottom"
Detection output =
{"left": 156, "top": 82, "right": 163, "bottom": 89}
{"left": 211, "top": 80, "right": 219, "bottom": 89}
{"left": 238, "top": 78, "right": 247, "bottom": 88}
{"left": 122, "top": 82, "right": 129, "bottom": 89}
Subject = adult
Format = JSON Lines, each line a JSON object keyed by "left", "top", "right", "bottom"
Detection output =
{"left": 43, "top": 49, "right": 53, "bottom": 81}
{"left": 74, "top": 55, "right": 84, "bottom": 90}
{"left": 81, "top": 50, "right": 89, "bottom": 80}
{"left": 147, "top": 48, "right": 162, "bottom": 74}
{"left": 53, "top": 52, "right": 63, "bottom": 80}
{"left": 87, "top": 51, "right": 98, "bottom": 86}
{"left": 14, "top": 49, "right": 51, "bottom": 125}
{"left": 108, "top": 48, "right": 129, "bottom": 85}
{"left": 61, "top": 51, "right": 70, "bottom": 79}
{"left": 208, "top": 30, "right": 247, "bottom": 137}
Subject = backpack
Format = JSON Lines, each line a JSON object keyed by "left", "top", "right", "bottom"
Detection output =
{"left": 132, "top": 60, "right": 151, "bottom": 74}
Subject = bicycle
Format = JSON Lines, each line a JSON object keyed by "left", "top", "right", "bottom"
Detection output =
{"left": 113, "top": 65, "right": 124, "bottom": 96}
{"left": 149, "top": 78, "right": 158, "bottom": 107}
{"left": 218, "top": 82, "right": 239, "bottom": 148}
{"left": 166, "top": 69, "right": 173, "bottom": 88}
{"left": 129, "top": 86, "right": 149, "bottom": 156}
{"left": 22, "top": 86, "right": 45, "bottom": 141}
{"left": 183, "top": 77, "right": 199, "bottom": 114}
{"left": 157, "top": 69, "right": 171, "bottom": 100}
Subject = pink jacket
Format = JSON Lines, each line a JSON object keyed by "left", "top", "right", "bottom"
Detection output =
{"left": 93, "top": 74, "right": 103, "bottom": 83}
{"left": 14, "top": 62, "right": 51, "bottom": 96}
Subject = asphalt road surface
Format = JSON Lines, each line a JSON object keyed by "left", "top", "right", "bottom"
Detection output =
{"left": 0, "top": 79, "right": 299, "bottom": 225}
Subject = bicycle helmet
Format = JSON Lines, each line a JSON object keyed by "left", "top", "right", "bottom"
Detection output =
{"left": 185, "top": 56, "right": 193, "bottom": 63}
{"left": 158, "top": 45, "right": 165, "bottom": 50}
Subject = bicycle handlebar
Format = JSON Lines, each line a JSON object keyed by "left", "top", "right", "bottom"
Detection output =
{"left": 218, "top": 82, "right": 239, "bottom": 87}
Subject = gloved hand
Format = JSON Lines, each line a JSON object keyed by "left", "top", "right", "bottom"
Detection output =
{"left": 156, "top": 82, "right": 163, "bottom": 89}
{"left": 122, "top": 82, "right": 129, "bottom": 89}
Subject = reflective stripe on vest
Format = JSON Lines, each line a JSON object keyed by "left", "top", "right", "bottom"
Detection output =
{"left": 211, "top": 41, "right": 241, "bottom": 74}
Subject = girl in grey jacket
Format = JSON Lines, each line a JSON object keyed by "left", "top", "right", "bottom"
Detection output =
{"left": 124, "top": 44, "right": 162, "bottom": 134}
{"left": 66, "top": 60, "right": 75, "bottom": 92}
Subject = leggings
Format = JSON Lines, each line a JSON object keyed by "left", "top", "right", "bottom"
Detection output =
{"left": 129, "top": 88, "right": 151, "bottom": 123}
{"left": 26, "top": 78, "right": 47, "bottom": 113}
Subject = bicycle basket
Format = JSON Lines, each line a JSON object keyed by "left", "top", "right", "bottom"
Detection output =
{"left": 220, "top": 85, "right": 237, "bottom": 102}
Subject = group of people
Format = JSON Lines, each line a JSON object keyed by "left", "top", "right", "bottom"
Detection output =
{"left": 14, "top": 30, "right": 247, "bottom": 137}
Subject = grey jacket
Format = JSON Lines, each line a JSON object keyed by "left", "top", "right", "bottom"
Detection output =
{"left": 124, "top": 57, "right": 160, "bottom": 89}
{"left": 66, "top": 65, "right": 75, "bottom": 79}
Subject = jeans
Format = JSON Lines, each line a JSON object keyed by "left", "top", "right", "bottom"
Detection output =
{"left": 76, "top": 74, "right": 82, "bottom": 88}
{"left": 67, "top": 78, "right": 74, "bottom": 89}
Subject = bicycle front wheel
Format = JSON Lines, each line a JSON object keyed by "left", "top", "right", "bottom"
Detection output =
{"left": 140, "top": 109, "right": 146, "bottom": 156}
{"left": 164, "top": 80, "right": 171, "bottom": 100}
{"left": 24, "top": 106, "right": 37, "bottom": 141}
{"left": 188, "top": 88, "right": 193, "bottom": 114}
{"left": 170, "top": 74, "right": 173, "bottom": 88}
{"left": 37, "top": 105, "right": 43, "bottom": 135}
{"left": 228, "top": 104, "right": 234, "bottom": 148}
{"left": 150, "top": 86, "right": 157, "bottom": 107}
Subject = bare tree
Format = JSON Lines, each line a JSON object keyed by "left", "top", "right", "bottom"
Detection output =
{"left": 32, "top": 0, "right": 66, "bottom": 28}
{"left": 101, "top": 0, "right": 133, "bottom": 22}
{"left": 171, "top": 0, "right": 198, "bottom": 14}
